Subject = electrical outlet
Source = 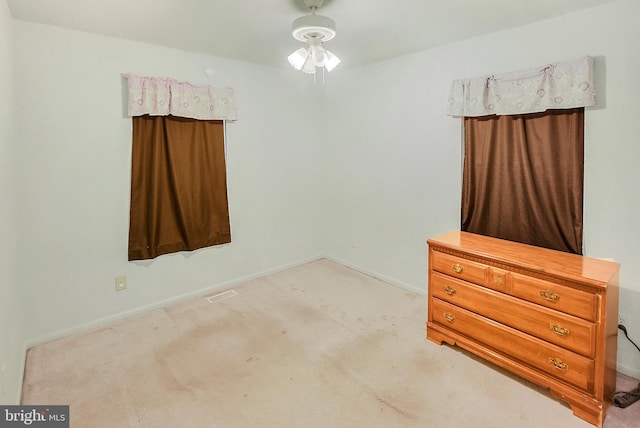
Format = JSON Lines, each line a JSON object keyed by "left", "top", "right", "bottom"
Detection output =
{"left": 619, "top": 313, "right": 628, "bottom": 326}
{"left": 115, "top": 275, "right": 127, "bottom": 292}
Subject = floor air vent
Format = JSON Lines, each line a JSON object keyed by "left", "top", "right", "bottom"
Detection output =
{"left": 206, "top": 290, "right": 238, "bottom": 303}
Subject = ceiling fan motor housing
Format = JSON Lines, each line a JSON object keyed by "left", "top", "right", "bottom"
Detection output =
{"left": 292, "top": 14, "right": 336, "bottom": 42}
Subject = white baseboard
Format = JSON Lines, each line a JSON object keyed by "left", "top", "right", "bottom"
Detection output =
{"left": 617, "top": 362, "right": 640, "bottom": 380}
{"left": 323, "top": 255, "right": 427, "bottom": 296}
{"left": 25, "top": 255, "right": 324, "bottom": 349}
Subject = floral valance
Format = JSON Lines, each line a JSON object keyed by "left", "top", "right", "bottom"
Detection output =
{"left": 125, "top": 74, "right": 237, "bottom": 121}
{"left": 446, "top": 56, "right": 596, "bottom": 117}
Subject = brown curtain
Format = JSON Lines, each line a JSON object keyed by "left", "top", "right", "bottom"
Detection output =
{"left": 461, "top": 108, "right": 584, "bottom": 254}
{"left": 128, "top": 115, "right": 231, "bottom": 261}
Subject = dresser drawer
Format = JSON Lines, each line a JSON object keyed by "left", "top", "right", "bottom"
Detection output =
{"left": 431, "top": 272, "right": 596, "bottom": 357}
{"left": 431, "top": 251, "right": 487, "bottom": 286}
{"left": 431, "top": 298, "right": 594, "bottom": 392}
{"left": 510, "top": 272, "right": 598, "bottom": 322}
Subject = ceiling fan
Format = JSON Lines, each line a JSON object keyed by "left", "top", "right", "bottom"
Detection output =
{"left": 287, "top": 0, "right": 341, "bottom": 81}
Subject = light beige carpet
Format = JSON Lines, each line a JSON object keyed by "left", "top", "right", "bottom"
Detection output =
{"left": 22, "top": 259, "right": 639, "bottom": 427}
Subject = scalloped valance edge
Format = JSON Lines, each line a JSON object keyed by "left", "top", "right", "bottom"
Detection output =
{"left": 446, "top": 56, "right": 596, "bottom": 117}
{"left": 125, "top": 73, "right": 237, "bottom": 121}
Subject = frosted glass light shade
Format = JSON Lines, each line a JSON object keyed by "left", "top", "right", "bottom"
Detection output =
{"left": 324, "top": 50, "right": 341, "bottom": 72}
{"left": 288, "top": 47, "right": 310, "bottom": 70}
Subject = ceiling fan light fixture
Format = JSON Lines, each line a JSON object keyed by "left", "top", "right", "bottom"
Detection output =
{"left": 288, "top": 1, "right": 340, "bottom": 79}
{"left": 288, "top": 47, "right": 310, "bottom": 70}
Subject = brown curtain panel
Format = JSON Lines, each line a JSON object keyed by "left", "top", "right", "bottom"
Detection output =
{"left": 461, "top": 108, "right": 584, "bottom": 254}
{"left": 128, "top": 115, "right": 231, "bottom": 261}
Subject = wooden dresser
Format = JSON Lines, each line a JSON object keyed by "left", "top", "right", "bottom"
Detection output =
{"left": 426, "top": 231, "right": 619, "bottom": 427}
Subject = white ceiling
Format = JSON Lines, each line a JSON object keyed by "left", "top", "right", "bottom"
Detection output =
{"left": 7, "top": 0, "right": 620, "bottom": 69}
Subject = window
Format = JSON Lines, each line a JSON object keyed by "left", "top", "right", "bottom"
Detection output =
{"left": 447, "top": 57, "right": 595, "bottom": 254}
{"left": 124, "top": 74, "right": 237, "bottom": 261}
{"left": 461, "top": 109, "right": 584, "bottom": 254}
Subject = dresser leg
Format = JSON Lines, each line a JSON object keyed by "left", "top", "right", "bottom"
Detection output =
{"left": 549, "top": 387, "right": 606, "bottom": 428}
{"left": 426, "top": 324, "right": 456, "bottom": 347}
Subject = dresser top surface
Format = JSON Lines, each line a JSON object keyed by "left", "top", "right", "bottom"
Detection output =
{"left": 427, "top": 231, "right": 620, "bottom": 286}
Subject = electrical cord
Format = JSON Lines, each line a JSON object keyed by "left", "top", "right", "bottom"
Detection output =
{"left": 618, "top": 324, "right": 640, "bottom": 352}
{"left": 611, "top": 324, "right": 640, "bottom": 408}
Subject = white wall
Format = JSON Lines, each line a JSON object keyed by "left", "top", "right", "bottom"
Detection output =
{"left": 0, "top": 0, "right": 25, "bottom": 404}
{"left": 323, "top": 0, "right": 640, "bottom": 377}
{"left": 13, "top": 22, "right": 325, "bottom": 345}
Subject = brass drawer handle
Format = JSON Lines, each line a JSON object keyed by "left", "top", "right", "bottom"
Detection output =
{"left": 444, "top": 285, "right": 457, "bottom": 296}
{"left": 443, "top": 312, "right": 456, "bottom": 323}
{"left": 550, "top": 323, "right": 570, "bottom": 337}
{"left": 452, "top": 263, "right": 464, "bottom": 274}
{"left": 548, "top": 357, "right": 569, "bottom": 372}
{"left": 540, "top": 289, "right": 560, "bottom": 303}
